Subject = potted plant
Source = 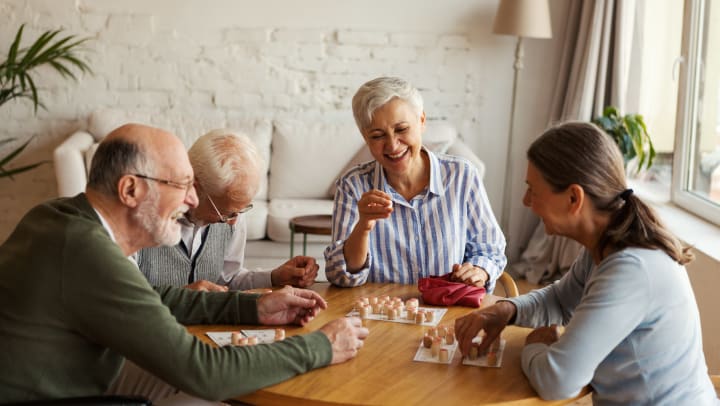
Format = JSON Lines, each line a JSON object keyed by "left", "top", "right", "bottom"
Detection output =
{"left": 0, "top": 24, "right": 92, "bottom": 178}
{"left": 593, "top": 106, "right": 656, "bottom": 175}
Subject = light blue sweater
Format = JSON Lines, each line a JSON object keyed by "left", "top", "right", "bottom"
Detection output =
{"left": 508, "top": 248, "right": 717, "bottom": 405}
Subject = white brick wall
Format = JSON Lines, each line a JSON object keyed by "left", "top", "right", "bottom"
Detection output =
{"left": 0, "top": 0, "right": 551, "bottom": 242}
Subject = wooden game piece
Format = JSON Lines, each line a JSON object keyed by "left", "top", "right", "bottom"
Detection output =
{"left": 406, "top": 298, "right": 419, "bottom": 310}
{"left": 425, "top": 310, "right": 434, "bottom": 323}
{"left": 468, "top": 345, "right": 479, "bottom": 360}
{"left": 423, "top": 334, "right": 433, "bottom": 349}
{"left": 359, "top": 304, "right": 370, "bottom": 318}
{"left": 431, "top": 337, "right": 442, "bottom": 357}
{"left": 274, "top": 328, "right": 286, "bottom": 341}
{"left": 415, "top": 310, "right": 425, "bottom": 324}
{"left": 438, "top": 348, "right": 449, "bottom": 362}
{"left": 487, "top": 351, "right": 497, "bottom": 366}
{"left": 247, "top": 336, "right": 259, "bottom": 345}
{"left": 445, "top": 332, "right": 455, "bottom": 345}
{"left": 387, "top": 307, "right": 397, "bottom": 320}
{"left": 437, "top": 326, "right": 447, "bottom": 337}
{"left": 406, "top": 308, "right": 416, "bottom": 321}
{"left": 231, "top": 332, "right": 243, "bottom": 346}
{"left": 427, "top": 327, "right": 437, "bottom": 337}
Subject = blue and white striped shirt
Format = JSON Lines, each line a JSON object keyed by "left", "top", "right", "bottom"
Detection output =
{"left": 324, "top": 149, "right": 506, "bottom": 292}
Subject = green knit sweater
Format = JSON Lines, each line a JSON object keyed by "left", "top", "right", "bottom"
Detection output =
{"left": 0, "top": 194, "right": 332, "bottom": 402}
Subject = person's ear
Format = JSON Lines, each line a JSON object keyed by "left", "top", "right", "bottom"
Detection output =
{"left": 419, "top": 111, "right": 426, "bottom": 130}
{"left": 567, "top": 184, "right": 584, "bottom": 214}
{"left": 117, "top": 175, "right": 143, "bottom": 208}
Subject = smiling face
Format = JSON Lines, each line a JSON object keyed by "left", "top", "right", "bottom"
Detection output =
{"left": 523, "top": 162, "right": 572, "bottom": 236}
{"left": 136, "top": 131, "right": 197, "bottom": 246}
{"left": 362, "top": 97, "right": 426, "bottom": 178}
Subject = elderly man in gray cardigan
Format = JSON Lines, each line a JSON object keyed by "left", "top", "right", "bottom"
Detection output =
{"left": 136, "top": 129, "right": 318, "bottom": 292}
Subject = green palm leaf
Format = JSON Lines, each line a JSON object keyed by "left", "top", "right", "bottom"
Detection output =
{"left": 0, "top": 24, "right": 93, "bottom": 179}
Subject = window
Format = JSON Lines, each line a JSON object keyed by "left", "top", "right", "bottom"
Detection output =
{"left": 673, "top": 0, "right": 720, "bottom": 225}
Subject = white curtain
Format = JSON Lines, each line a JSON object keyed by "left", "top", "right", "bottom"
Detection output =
{"left": 509, "top": 0, "right": 641, "bottom": 284}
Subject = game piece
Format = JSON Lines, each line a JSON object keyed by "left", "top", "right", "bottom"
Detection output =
{"left": 415, "top": 310, "right": 425, "bottom": 324}
{"left": 425, "top": 310, "right": 434, "bottom": 323}
{"left": 468, "top": 345, "right": 479, "bottom": 360}
{"left": 231, "top": 332, "right": 243, "bottom": 346}
{"left": 431, "top": 337, "right": 442, "bottom": 357}
{"left": 438, "top": 348, "right": 449, "bottom": 362}
{"left": 274, "top": 328, "right": 285, "bottom": 341}
{"left": 423, "top": 334, "right": 433, "bottom": 349}
{"left": 406, "top": 298, "right": 419, "bottom": 310}
{"left": 247, "top": 336, "right": 259, "bottom": 345}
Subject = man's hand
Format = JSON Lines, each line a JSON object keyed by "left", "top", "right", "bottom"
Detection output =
{"left": 271, "top": 256, "right": 319, "bottom": 288}
{"left": 451, "top": 263, "right": 489, "bottom": 287}
{"left": 525, "top": 325, "right": 561, "bottom": 346}
{"left": 257, "top": 286, "right": 327, "bottom": 326}
{"left": 319, "top": 317, "right": 370, "bottom": 364}
{"left": 185, "top": 280, "right": 228, "bottom": 292}
{"left": 454, "top": 301, "right": 516, "bottom": 356}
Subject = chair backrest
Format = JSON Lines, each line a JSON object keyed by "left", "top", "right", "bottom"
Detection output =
{"left": 497, "top": 272, "right": 519, "bottom": 298}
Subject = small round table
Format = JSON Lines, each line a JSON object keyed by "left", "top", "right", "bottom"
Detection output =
{"left": 288, "top": 215, "right": 332, "bottom": 257}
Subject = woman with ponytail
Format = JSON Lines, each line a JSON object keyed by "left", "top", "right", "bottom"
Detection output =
{"left": 455, "top": 122, "right": 716, "bottom": 405}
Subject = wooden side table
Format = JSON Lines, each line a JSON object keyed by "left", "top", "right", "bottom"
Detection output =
{"left": 288, "top": 215, "right": 332, "bottom": 257}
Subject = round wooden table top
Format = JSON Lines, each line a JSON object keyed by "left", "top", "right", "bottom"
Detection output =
{"left": 289, "top": 214, "right": 332, "bottom": 235}
{"left": 188, "top": 283, "right": 586, "bottom": 405}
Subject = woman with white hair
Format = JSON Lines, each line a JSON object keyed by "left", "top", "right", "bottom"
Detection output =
{"left": 324, "top": 77, "right": 506, "bottom": 291}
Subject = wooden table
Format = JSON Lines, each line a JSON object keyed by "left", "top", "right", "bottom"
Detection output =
{"left": 189, "top": 283, "right": 584, "bottom": 405}
{"left": 288, "top": 214, "right": 332, "bottom": 257}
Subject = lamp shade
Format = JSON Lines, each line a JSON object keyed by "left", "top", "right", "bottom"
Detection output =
{"left": 492, "top": 0, "right": 552, "bottom": 39}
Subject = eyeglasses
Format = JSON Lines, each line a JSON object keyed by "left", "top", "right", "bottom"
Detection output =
{"left": 133, "top": 174, "right": 194, "bottom": 192}
{"left": 206, "top": 194, "right": 253, "bottom": 223}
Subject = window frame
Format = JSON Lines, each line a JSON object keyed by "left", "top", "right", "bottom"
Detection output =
{"left": 672, "top": 0, "right": 720, "bottom": 226}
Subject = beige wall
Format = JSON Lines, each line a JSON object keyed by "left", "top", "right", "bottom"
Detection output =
{"left": 686, "top": 249, "right": 720, "bottom": 374}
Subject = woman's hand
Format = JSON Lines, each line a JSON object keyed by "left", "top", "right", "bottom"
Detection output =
{"left": 451, "top": 263, "right": 489, "bottom": 287}
{"left": 455, "top": 301, "right": 516, "bottom": 356}
{"left": 356, "top": 189, "right": 393, "bottom": 232}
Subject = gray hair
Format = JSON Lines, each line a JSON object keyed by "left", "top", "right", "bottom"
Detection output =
{"left": 351, "top": 76, "right": 424, "bottom": 131}
{"left": 87, "top": 137, "right": 153, "bottom": 197}
{"left": 188, "top": 130, "right": 264, "bottom": 202}
{"left": 528, "top": 121, "right": 692, "bottom": 265}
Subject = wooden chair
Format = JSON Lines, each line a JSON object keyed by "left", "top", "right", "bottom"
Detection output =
{"left": 497, "top": 271, "right": 519, "bottom": 298}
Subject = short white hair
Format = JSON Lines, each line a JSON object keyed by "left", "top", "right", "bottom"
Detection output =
{"left": 188, "top": 129, "right": 264, "bottom": 202}
{"left": 351, "top": 76, "right": 424, "bottom": 131}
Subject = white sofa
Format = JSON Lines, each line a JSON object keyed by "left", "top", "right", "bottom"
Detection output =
{"left": 53, "top": 109, "right": 486, "bottom": 275}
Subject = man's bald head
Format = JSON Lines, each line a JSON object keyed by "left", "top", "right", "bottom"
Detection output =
{"left": 87, "top": 124, "right": 187, "bottom": 197}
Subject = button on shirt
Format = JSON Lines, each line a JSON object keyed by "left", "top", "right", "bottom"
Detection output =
{"left": 324, "top": 149, "right": 506, "bottom": 292}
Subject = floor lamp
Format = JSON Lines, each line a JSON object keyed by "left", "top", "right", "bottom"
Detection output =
{"left": 493, "top": 0, "right": 553, "bottom": 233}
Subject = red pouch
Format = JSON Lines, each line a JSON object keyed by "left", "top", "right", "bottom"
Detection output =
{"left": 418, "top": 274, "right": 486, "bottom": 308}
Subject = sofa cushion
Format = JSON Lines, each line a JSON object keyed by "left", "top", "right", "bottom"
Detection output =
{"left": 266, "top": 198, "right": 334, "bottom": 242}
{"left": 270, "top": 120, "right": 364, "bottom": 200}
{"left": 84, "top": 110, "right": 273, "bottom": 200}
{"left": 245, "top": 200, "right": 268, "bottom": 240}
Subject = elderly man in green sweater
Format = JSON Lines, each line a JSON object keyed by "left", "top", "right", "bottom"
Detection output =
{"left": 0, "top": 124, "right": 368, "bottom": 404}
